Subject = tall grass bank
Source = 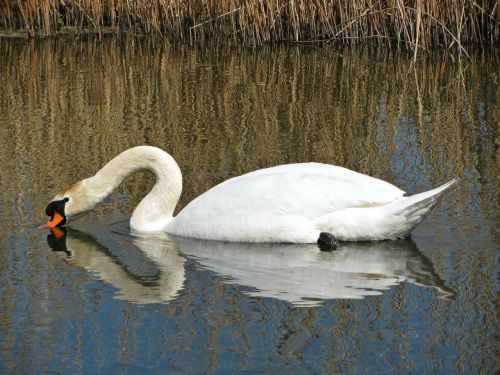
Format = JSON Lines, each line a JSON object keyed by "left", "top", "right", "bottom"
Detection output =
{"left": 1, "top": 0, "right": 498, "bottom": 52}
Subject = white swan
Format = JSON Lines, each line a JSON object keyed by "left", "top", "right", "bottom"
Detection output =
{"left": 45, "top": 146, "right": 456, "bottom": 242}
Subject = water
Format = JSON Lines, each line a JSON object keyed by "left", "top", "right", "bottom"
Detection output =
{"left": 0, "top": 38, "right": 497, "bottom": 374}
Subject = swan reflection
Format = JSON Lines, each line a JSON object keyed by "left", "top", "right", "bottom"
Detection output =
{"left": 48, "top": 227, "right": 454, "bottom": 306}
{"left": 47, "top": 227, "right": 185, "bottom": 304}
{"left": 176, "top": 237, "right": 455, "bottom": 306}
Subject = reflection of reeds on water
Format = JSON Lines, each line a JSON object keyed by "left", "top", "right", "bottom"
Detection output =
{"left": 1, "top": 1, "right": 498, "bottom": 51}
{"left": 0, "top": 41, "right": 497, "bottom": 371}
{"left": 0, "top": 39, "right": 497, "bottom": 224}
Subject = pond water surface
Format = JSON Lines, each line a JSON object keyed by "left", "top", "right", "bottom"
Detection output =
{"left": 0, "top": 38, "right": 498, "bottom": 374}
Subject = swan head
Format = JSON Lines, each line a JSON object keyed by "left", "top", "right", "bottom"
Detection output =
{"left": 45, "top": 180, "right": 101, "bottom": 227}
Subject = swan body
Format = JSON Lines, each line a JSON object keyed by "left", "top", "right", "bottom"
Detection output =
{"left": 47, "top": 146, "right": 456, "bottom": 242}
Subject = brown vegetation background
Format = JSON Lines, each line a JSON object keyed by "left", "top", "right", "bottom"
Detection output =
{"left": 1, "top": 0, "right": 498, "bottom": 51}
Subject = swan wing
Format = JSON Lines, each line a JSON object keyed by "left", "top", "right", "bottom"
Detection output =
{"left": 169, "top": 163, "right": 405, "bottom": 242}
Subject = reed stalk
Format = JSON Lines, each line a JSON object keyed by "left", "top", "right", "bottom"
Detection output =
{"left": 0, "top": 1, "right": 498, "bottom": 51}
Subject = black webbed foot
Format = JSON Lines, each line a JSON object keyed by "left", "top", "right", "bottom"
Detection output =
{"left": 317, "top": 232, "right": 340, "bottom": 251}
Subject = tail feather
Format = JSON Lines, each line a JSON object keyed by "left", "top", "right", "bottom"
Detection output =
{"left": 388, "top": 179, "right": 458, "bottom": 234}
{"left": 315, "top": 179, "right": 457, "bottom": 241}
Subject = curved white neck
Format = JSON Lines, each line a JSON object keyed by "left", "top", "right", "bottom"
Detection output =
{"left": 87, "top": 146, "right": 182, "bottom": 232}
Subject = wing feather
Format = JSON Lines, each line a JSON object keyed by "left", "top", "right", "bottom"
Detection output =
{"left": 170, "top": 163, "right": 405, "bottom": 241}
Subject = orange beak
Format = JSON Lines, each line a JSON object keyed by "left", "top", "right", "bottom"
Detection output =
{"left": 47, "top": 210, "right": 65, "bottom": 228}
{"left": 50, "top": 227, "right": 65, "bottom": 239}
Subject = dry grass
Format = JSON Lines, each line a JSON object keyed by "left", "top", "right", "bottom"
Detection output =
{"left": 0, "top": 0, "right": 498, "bottom": 52}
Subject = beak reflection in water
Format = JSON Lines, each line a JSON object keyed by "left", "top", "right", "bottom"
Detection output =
{"left": 47, "top": 226, "right": 455, "bottom": 306}
{"left": 47, "top": 227, "right": 186, "bottom": 304}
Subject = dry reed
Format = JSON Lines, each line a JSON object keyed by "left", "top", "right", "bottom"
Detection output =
{"left": 0, "top": 1, "right": 498, "bottom": 52}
